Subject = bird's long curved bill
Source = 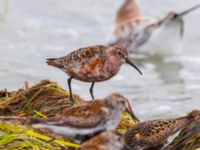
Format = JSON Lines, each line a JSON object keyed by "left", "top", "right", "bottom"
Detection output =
{"left": 125, "top": 101, "right": 140, "bottom": 122}
{"left": 179, "top": 4, "right": 200, "bottom": 17}
{"left": 125, "top": 108, "right": 140, "bottom": 123}
{"left": 129, "top": 111, "right": 140, "bottom": 123}
{"left": 126, "top": 59, "right": 143, "bottom": 75}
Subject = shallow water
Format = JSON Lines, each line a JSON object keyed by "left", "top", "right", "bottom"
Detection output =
{"left": 0, "top": 0, "right": 200, "bottom": 120}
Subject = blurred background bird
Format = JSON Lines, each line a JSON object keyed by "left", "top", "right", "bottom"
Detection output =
{"left": 106, "top": 0, "right": 151, "bottom": 49}
{"left": 107, "top": 0, "right": 200, "bottom": 56}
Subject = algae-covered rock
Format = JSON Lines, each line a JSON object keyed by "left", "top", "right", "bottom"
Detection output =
{"left": 0, "top": 80, "right": 85, "bottom": 149}
{"left": 0, "top": 80, "right": 139, "bottom": 150}
{"left": 0, "top": 80, "right": 84, "bottom": 117}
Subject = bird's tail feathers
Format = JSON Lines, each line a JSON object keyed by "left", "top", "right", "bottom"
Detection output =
{"left": 46, "top": 58, "right": 64, "bottom": 69}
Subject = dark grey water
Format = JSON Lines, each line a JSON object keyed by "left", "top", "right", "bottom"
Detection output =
{"left": 0, "top": 0, "right": 200, "bottom": 120}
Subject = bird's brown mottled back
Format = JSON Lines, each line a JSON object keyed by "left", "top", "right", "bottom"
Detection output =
{"left": 47, "top": 45, "right": 108, "bottom": 69}
{"left": 124, "top": 113, "right": 197, "bottom": 149}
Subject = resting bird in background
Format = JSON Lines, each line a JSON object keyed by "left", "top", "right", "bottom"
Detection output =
{"left": 47, "top": 45, "right": 142, "bottom": 105}
{"left": 107, "top": 0, "right": 200, "bottom": 55}
{"left": 123, "top": 110, "right": 200, "bottom": 150}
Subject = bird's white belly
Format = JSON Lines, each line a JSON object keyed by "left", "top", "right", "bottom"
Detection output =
{"left": 33, "top": 124, "right": 104, "bottom": 137}
{"left": 105, "top": 112, "right": 122, "bottom": 130}
{"left": 32, "top": 115, "right": 121, "bottom": 137}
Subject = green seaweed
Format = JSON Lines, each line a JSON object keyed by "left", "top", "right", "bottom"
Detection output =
{"left": 0, "top": 122, "right": 80, "bottom": 149}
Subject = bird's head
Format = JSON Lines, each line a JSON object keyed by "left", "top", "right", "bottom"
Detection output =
{"left": 105, "top": 93, "right": 139, "bottom": 122}
{"left": 108, "top": 45, "right": 143, "bottom": 75}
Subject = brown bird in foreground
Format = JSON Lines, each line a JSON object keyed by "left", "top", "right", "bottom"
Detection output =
{"left": 80, "top": 131, "right": 124, "bottom": 150}
{"left": 32, "top": 93, "right": 139, "bottom": 139}
{"left": 123, "top": 110, "right": 200, "bottom": 150}
{"left": 47, "top": 45, "right": 142, "bottom": 105}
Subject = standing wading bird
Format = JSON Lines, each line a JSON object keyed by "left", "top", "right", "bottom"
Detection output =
{"left": 123, "top": 110, "right": 200, "bottom": 150}
{"left": 32, "top": 93, "right": 139, "bottom": 140}
{"left": 107, "top": 1, "right": 200, "bottom": 55}
{"left": 47, "top": 45, "right": 142, "bottom": 105}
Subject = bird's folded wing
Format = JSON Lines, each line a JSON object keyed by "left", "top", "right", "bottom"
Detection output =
{"left": 61, "top": 45, "right": 107, "bottom": 68}
{"left": 46, "top": 104, "right": 110, "bottom": 128}
{"left": 136, "top": 119, "right": 179, "bottom": 145}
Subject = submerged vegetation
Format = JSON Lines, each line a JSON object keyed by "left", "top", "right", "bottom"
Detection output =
{"left": 0, "top": 80, "right": 138, "bottom": 149}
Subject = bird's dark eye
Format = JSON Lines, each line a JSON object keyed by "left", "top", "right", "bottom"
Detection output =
{"left": 116, "top": 137, "right": 122, "bottom": 142}
{"left": 120, "top": 100, "right": 125, "bottom": 105}
{"left": 118, "top": 51, "right": 123, "bottom": 56}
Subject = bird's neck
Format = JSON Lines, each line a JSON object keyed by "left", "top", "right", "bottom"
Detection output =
{"left": 116, "top": 0, "right": 142, "bottom": 24}
{"left": 106, "top": 55, "right": 123, "bottom": 74}
{"left": 106, "top": 100, "right": 123, "bottom": 113}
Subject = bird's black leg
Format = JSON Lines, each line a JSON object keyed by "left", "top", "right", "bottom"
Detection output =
{"left": 67, "top": 77, "right": 73, "bottom": 105}
{"left": 89, "top": 82, "right": 95, "bottom": 99}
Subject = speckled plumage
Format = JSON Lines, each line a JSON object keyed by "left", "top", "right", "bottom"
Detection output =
{"left": 32, "top": 93, "right": 138, "bottom": 138}
{"left": 123, "top": 110, "right": 200, "bottom": 150}
{"left": 47, "top": 45, "right": 142, "bottom": 104}
{"left": 47, "top": 45, "right": 131, "bottom": 82}
{"left": 80, "top": 131, "right": 124, "bottom": 150}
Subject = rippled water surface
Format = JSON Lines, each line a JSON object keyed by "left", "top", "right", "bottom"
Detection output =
{"left": 0, "top": 0, "right": 200, "bottom": 120}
